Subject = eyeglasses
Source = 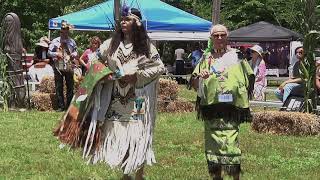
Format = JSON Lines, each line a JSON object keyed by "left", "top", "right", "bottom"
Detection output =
{"left": 212, "top": 33, "right": 227, "bottom": 39}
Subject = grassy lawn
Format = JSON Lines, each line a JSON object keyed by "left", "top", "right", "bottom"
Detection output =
{"left": 0, "top": 85, "right": 319, "bottom": 179}
{"left": 0, "top": 111, "right": 320, "bottom": 179}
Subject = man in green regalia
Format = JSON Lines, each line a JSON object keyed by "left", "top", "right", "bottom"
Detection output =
{"left": 191, "top": 24, "right": 254, "bottom": 180}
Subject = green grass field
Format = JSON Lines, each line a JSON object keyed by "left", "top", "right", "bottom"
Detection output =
{"left": 1, "top": 111, "right": 320, "bottom": 179}
{"left": 0, "top": 85, "right": 319, "bottom": 179}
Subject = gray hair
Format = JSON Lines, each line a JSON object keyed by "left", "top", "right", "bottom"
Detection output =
{"left": 210, "top": 24, "right": 229, "bottom": 36}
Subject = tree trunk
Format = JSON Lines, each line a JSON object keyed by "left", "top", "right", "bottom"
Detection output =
{"left": 212, "top": 0, "right": 221, "bottom": 25}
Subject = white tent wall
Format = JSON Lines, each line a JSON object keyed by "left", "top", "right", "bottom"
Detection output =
{"left": 48, "top": 30, "right": 210, "bottom": 41}
{"left": 147, "top": 31, "right": 210, "bottom": 41}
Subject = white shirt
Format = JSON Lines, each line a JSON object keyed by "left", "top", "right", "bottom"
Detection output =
{"left": 28, "top": 64, "right": 54, "bottom": 82}
{"left": 175, "top": 48, "right": 185, "bottom": 60}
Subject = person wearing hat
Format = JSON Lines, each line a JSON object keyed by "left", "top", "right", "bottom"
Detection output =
{"left": 33, "top": 36, "right": 50, "bottom": 65}
{"left": 27, "top": 37, "right": 54, "bottom": 82}
{"left": 48, "top": 20, "right": 78, "bottom": 112}
{"left": 275, "top": 46, "right": 304, "bottom": 102}
{"left": 250, "top": 45, "right": 267, "bottom": 101}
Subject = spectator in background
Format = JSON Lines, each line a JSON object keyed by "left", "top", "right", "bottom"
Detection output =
{"left": 48, "top": 20, "right": 78, "bottom": 112}
{"left": 79, "top": 36, "right": 101, "bottom": 75}
{"left": 174, "top": 47, "right": 185, "bottom": 74}
{"left": 33, "top": 36, "right": 51, "bottom": 65}
{"left": 239, "top": 46, "right": 246, "bottom": 58}
{"left": 174, "top": 47, "right": 185, "bottom": 83}
{"left": 189, "top": 43, "right": 203, "bottom": 69}
{"left": 250, "top": 45, "right": 267, "bottom": 101}
{"left": 28, "top": 36, "right": 54, "bottom": 82}
{"left": 275, "top": 46, "right": 304, "bottom": 102}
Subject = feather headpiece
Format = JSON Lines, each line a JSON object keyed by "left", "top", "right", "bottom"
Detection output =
{"left": 121, "top": 3, "right": 142, "bottom": 26}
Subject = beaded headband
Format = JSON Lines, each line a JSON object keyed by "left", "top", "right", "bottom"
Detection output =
{"left": 121, "top": 4, "right": 142, "bottom": 26}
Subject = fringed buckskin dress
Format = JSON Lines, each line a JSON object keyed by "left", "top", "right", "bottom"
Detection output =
{"left": 54, "top": 38, "right": 165, "bottom": 175}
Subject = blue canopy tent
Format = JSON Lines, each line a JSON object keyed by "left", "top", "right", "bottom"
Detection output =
{"left": 48, "top": 0, "right": 211, "bottom": 41}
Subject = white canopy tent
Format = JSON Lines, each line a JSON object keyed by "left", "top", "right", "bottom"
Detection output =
{"left": 48, "top": 0, "right": 212, "bottom": 41}
{"left": 148, "top": 31, "right": 210, "bottom": 41}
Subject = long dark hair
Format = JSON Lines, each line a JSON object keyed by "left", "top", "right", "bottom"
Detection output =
{"left": 108, "top": 8, "right": 150, "bottom": 58}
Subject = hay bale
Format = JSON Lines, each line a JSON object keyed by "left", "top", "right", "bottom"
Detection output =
{"left": 252, "top": 111, "right": 320, "bottom": 136}
{"left": 38, "top": 76, "right": 55, "bottom": 93}
{"left": 166, "top": 100, "right": 194, "bottom": 113}
{"left": 31, "top": 92, "right": 57, "bottom": 111}
{"left": 157, "top": 100, "right": 168, "bottom": 113}
{"left": 158, "top": 98, "right": 194, "bottom": 113}
{"left": 158, "top": 78, "right": 179, "bottom": 100}
{"left": 38, "top": 75, "right": 78, "bottom": 95}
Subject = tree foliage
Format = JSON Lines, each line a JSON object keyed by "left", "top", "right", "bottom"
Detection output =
{"left": 0, "top": 0, "right": 319, "bottom": 52}
{"left": 0, "top": 0, "right": 69, "bottom": 49}
{"left": 298, "top": 0, "right": 320, "bottom": 113}
{"left": 300, "top": 31, "right": 320, "bottom": 112}
{"left": 0, "top": 0, "right": 106, "bottom": 52}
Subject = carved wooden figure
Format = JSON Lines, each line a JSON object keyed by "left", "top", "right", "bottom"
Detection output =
{"left": 1, "top": 13, "right": 26, "bottom": 107}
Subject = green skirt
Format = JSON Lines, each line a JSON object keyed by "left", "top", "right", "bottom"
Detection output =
{"left": 204, "top": 118, "right": 241, "bottom": 174}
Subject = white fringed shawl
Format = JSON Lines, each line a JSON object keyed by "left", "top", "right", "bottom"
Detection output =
{"left": 89, "top": 80, "right": 158, "bottom": 174}
{"left": 81, "top": 39, "right": 164, "bottom": 174}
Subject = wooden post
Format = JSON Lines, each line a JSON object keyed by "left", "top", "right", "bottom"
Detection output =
{"left": 48, "top": 30, "right": 51, "bottom": 40}
{"left": 212, "top": 0, "right": 221, "bottom": 25}
{"left": 114, "top": 0, "right": 121, "bottom": 30}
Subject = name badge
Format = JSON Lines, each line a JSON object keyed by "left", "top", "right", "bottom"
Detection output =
{"left": 218, "top": 94, "right": 233, "bottom": 102}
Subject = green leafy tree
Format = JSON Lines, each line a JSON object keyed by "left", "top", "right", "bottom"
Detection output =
{"left": 1, "top": 0, "right": 319, "bottom": 51}
{"left": 0, "top": 0, "right": 107, "bottom": 52}
{"left": 300, "top": 31, "right": 320, "bottom": 112}
{"left": 298, "top": 0, "right": 320, "bottom": 113}
{"left": 0, "top": 0, "right": 69, "bottom": 48}
{"left": 0, "top": 20, "right": 10, "bottom": 111}
{"left": 0, "top": 53, "right": 10, "bottom": 111}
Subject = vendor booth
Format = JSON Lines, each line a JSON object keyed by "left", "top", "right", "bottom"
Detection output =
{"left": 229, "top": 21, "right": 303, "bottom": 76}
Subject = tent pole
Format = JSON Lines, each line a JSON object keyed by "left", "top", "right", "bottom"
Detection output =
{"left": 114, "top": 0, "right": 121, "bottom": 30}
{"left": 48, "top": 30, "right": 51, "bottom": 40}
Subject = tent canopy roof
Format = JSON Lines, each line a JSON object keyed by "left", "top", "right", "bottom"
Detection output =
{"left": 228, "top": 21, "right": 303, "bottom": 42}
{"left": 48, "top": 0, "right": 211, "bottom": 40}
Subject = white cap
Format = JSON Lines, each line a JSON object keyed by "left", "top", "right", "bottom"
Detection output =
{"left": 250, "top": 45, "right": 263, "bottom": 57}
{"left": 36, "top": 42, "right": 48, "bottom": 48}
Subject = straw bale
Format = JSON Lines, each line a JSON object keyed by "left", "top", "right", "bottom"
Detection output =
{"left": 252, "top": 111, "right": 320, "bottom": 136}
{"left": 31, "top": 92, "right": 57, "bottom": 111}
{"left": 158, "top": 78, "right": 179, "bottom": 100}
{"left": 38, "top": 76, "right": 55, "bottom": 93}
{"left": 38, "top": 75, "right": 81, "bottom": 94}
{"left": 157, "top": 100, "right": 168, "bottom": 113}
{"left": 158, "top": 98, "right": 194, "bottom": 113}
